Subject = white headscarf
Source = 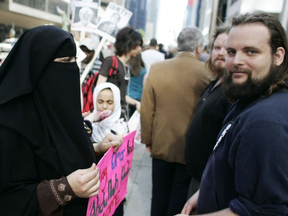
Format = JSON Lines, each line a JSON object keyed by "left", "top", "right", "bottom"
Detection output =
{"left": 91, "top": 83, "right": 127, "bottom": 142}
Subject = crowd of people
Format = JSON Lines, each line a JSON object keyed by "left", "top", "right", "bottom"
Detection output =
{"left": 1, "top": 10, "right": 288, "bottom": 216}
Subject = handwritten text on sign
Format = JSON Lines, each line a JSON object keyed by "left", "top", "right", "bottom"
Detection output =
{"left": 86, "top": 131, "right": 136, "bottom": 216}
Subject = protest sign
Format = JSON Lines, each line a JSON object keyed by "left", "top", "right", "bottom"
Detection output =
{"left": 128, "top": 111, "right": 142, "bottom": 145}
{"left": 95, "top": 2, "right": 132, "bottom": 43}
{"left": 71, "top": 0, "right": 100, "bottom": 33}
{"left": 86, "top": 131, "right": 136, "bottom": 216}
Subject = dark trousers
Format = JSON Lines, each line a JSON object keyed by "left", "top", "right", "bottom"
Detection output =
{"left": 127, "top": 104, "right": 136, "bottom": 119}
{"left": 112, "top": 201, "right": 123, "bottom": 216}
{"left": 151, "top": 158, "right": 191, "bottom": 216}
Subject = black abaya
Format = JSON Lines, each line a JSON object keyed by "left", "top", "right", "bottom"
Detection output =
{"left": 0, "top": 26, "right": 96, "bottom": 215}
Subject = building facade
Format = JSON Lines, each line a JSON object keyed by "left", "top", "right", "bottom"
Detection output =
{"left": 145, "top": 0, "right": 160, "bottom": 40}
{"left": 125, "top": 0, "right": 147, "bottom": 32}
{"left": 0, "top": 0, "right": 122, "bottom": 42}
{"left": 193, "top": 0, "right": 284, "bottom": 48}
{"left": 0, "top": 0, "right": 70, "bottom": 41}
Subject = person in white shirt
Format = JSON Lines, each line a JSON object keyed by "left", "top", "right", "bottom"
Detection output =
{"left": 141, "top": 38, "right": 165, "bottom": 74}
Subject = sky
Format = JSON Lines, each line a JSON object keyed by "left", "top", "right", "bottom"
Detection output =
{"left": 156, "top": 0, "right": 187, "bottom": 48}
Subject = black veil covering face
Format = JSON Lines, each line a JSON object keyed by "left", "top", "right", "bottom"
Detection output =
{"left": 0, "top": 26, "right": 96, "bottom": 215}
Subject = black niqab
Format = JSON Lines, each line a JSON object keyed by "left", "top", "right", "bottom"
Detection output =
{"left": 0, "top": 26, "right": 96, "bottom": 215}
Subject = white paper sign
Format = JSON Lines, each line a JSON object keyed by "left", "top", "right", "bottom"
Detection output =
{"left": 95, "top": 2, "right": 133, "bottom": 43}
{"left": 71, "top": 0, "right": 100, "bottom": 33}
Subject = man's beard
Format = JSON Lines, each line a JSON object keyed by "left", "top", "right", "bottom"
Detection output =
{"left": 222, "top": 65, "right": 278, "bottom": 103}
{"left": 214, "top": 64, "right": 224, "bottom": 77}
{"left": 213, "top": 58, "right": 225, "bottom": 77}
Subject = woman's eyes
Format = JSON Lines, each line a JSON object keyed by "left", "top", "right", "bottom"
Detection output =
{"left": 54, "top": 57, "right": 76, "bottom": 63}
{"left": 98, "top": 100, "right": 113, "bottom": 105}
{"left": 63, "top": 57, "right": 76, "bottom": 62}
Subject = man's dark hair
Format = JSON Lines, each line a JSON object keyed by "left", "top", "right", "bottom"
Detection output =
{"left": 114, "top": 27, "right": 142, "bottom": 56}
{"left": 206, "top": 25, "right": 230, "bottom": 78}
{"left": 232, "top": 11, "right": 288, "bottom": 94}
{"left": 158, "top": 43, "right": 163, "bottom": 50}
{"left": 149, "top": 38, "right": 157, "bottom": 47}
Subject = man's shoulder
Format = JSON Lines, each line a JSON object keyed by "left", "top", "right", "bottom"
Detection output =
{"left": 148, "top": 58, "right": 183, "bottom": 77}
{"left": 150, "top": 55, "right": 202, "bottom": 68}
{"left": 241, "top": 91, "right": 288, "bottom": 121}
{"left": 229, "top": 92, "right": 288, "bottom": 149}
{"left": 141, "top": 50, "right": 149, "bottom": 59}
{"left": 142, "top": 49, "right": 164, "bottom": 57}
{"left": 151, "top": 50, "right": 164, "bottom": 58}
{"left": 147, "top": 61, "right": 169, "bottom": 77}
{"left": 177, "top": 53, "right": 207, "bottom": 68}
{"left": 258, "top": 91, "right": 288, "bottom": 108}
{"left": 176, "top": 52, "right": 199, "bottom": 59}
{"left": 141, "top": 49, "right": 153, "bottom": 56}
{"left": 102, "top": 56, "right": 114, "bottom": 64}
{"left": 149, "top": 59, "right": 170, "bottom": 68}
{"left": 171, "top": 53, "right": 203, "bottom": 64}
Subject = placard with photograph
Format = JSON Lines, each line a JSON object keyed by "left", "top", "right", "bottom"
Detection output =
{"left": 71, "top": 0, "right": 100, "bottom": 33}
{"left": 95, "top": 2, "right": 132, "bottom": 43}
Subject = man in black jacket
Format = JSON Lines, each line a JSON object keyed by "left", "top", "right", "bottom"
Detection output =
{"left": 185, "top": 25, "right": 231, "bottom": 199}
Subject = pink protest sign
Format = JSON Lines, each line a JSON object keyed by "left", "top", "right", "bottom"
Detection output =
{"left": 86, "top": 131, "right": 136, "bottom": 216}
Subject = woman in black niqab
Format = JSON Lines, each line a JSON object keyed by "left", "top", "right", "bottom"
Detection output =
{"left": 0, "top": 26, "right": 97, "bottom": 215}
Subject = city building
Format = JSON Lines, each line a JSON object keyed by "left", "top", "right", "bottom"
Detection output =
{"left": 0, "top": 0, "right": 70, "bottom": 40}
{"left": 145, "top": 0, "right": 160, "bottom": 40}
{"left": 226, "top": 0, "right": 284, "bottom": 22}
{"left": 0, "top": 0, "right": 123, "bottom": 42}
{"left": 193, "top": 0, "right": 284, "bottom": 47}
{"left": 125, "top": 0, "right": 147, "bottom": 32}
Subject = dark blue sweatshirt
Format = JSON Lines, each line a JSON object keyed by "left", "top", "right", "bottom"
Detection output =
{"left": 197, "top": 88, "right": 288, "bottom": 215}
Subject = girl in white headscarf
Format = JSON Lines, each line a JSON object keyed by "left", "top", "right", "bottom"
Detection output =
{"left": 91, "top": 83, "right": 128, "bottom": 143}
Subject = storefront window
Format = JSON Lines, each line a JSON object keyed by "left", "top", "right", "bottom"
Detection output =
{"left": 13, "top": 0, "right": 46, "bottom": 11}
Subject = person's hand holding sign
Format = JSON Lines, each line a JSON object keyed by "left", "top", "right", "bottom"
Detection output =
{"left": 93, "top": 133, "right": 123, "bottom": 156}
{"left": 67, "top": 163, "right": 100, "bottom": 198}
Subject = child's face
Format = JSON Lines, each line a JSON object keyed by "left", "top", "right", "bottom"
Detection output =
{"left": 96, "top": 89, "right": 114, "bottom": 112}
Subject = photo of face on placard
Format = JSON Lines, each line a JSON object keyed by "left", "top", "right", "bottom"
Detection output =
{"left": 98, "top": 13, "right": 121, "bottom": 37}
{"left": 95, "top": 2, "right": 132, "bottom": 43}
{"left": 71, "top": 0, "right": 100, "bottom": 33}
{"left": 76, "top": 7, "right": 96, "bottom": 26}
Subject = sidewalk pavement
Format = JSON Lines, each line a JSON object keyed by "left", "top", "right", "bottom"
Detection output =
{"left": 124, "top": 143, "right": 152, "bottom": 216}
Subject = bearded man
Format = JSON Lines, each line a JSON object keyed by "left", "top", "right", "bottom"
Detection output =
{"left": 178, "top": 11, "right": 288, "bottom": 216}
{"left": 184, "top": 25, "right": 231, "bottom": 199}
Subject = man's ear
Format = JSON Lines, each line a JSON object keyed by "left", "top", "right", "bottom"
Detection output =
{"left": 195, "top": 44, "right": 202, "bottom": 59}
{"left": 274, "top": 47, "right": 285, "bottom": 66}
